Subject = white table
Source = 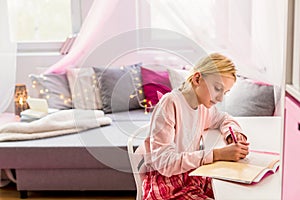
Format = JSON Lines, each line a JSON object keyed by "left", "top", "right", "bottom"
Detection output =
{"left": 208, "top": 117, "right": 282, "bottom": 200}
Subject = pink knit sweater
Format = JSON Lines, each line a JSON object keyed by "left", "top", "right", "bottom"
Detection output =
{"left": 144, "top": 89, "right": 243, "bottom": 177}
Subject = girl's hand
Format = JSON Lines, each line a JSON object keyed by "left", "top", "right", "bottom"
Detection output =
{"left": 213, "top": 141, "right": 250, "bottom": 162}
{"left": 226, "top": 132, "right": 247, "bottom": 144}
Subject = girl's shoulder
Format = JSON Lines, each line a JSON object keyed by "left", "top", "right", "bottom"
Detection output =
{"left": 158, "top": 90, "right": 182, "bottom": 104}
{"left": 152, "top": 90, "right": 183, "bottom": 117}
{"left": 154, "top": 90, "right": 189, "bottom": 113}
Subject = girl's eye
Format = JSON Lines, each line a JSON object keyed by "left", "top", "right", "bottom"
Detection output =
{"left": 214, "top": 86, "right": 222, "bottom": 92}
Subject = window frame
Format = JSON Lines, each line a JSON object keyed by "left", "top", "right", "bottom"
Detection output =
{"left": 16, "top": 0, "right": 82, "bottom": 54}
{"left": 285, "top": 0, "right": 300, "bottom": 101}
{"left": 292, "top": 0, "right": 300, "bottom": 90}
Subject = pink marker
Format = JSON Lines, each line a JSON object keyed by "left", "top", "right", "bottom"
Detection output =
{"left": 229, "top": 126, "right": 238, "bottom": 143}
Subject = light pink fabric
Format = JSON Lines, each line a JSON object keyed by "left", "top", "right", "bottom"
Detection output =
{"left": 143, "top": 170, "right": 214, "bottom": 200}
{"left": 45, "top": 0, "right": 120, "bottom": 74}
{"left": 144, "top": 89, "right": 243, "bottom": 177}
{"left": 156, "top": 91, "right": 163, "bottom": 101}
{"left": 250, "top": 80, "right": 272, "bottom": 86}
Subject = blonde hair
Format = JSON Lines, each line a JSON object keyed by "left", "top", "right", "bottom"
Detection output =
{"left": 186, "top": 53, "right": 237, "bottom": 83}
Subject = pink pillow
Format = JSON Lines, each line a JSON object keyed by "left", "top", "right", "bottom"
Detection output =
{"left": 157, "top": 91, "right": 164, "bottom": 101}
{"left": 238, "top": 75, "right": 272, "bottom": 86}
{"left": 250, "top": 80, "right": 272, "bottom": 86}
{"left": 141, "top": 67, "right": 172, "bottom": 106}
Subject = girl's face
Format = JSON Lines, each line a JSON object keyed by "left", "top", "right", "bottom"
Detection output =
{"left": 193, "top": 73, "right": 235, "bottom": 108}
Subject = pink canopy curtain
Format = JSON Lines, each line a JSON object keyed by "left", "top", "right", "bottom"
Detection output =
{"left": 45, "top": 0, "right": 120, "bottom": 74}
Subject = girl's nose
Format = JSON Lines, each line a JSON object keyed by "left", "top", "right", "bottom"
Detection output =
{"left": 215, "top": 93, "right": 224, "bottom": 102}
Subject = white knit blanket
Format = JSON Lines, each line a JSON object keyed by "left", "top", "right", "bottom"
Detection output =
{"left": 0, "top": 109, "right": 112, "bottom": 142}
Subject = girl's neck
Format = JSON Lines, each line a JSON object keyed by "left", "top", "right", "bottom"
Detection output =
{"left": 181, "top": 84, "right": 198, "bottom": 110}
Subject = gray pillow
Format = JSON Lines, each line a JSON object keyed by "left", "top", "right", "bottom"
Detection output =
{"left": 93, "top": 63, "right": 144, "bottom": 113}
{"left": 29, "top": 73, "right": 72, "bottom": 109}
{"left": 216, "top": 77, "right": 275, "bottom": 116}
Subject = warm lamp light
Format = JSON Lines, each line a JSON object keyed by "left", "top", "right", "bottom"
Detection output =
{"left": 14, "top": 84, "right": 29, "bottom": 116}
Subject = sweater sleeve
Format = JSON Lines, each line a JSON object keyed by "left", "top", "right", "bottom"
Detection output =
{"left": 146, "top": 96, "right": 208, "bottom": 177}
{"left": 205, "top": 106, "right": 245, "bottom": 140}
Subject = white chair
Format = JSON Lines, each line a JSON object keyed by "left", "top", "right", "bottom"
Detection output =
{"left": 127, "top": 124, "right": 150, "bottom": 200}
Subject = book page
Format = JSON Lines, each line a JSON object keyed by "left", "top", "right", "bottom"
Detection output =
{"left": 252, "top": 166, "right": 278, "bottom": 183}
{"left": 238, "top": 151, "right": 280, "bottom": 169}
{"left": 190, "top": 161, "right": 264, "bottom": 184}
{"left": 189, "top": 151, "right": 280, "bottom": 184}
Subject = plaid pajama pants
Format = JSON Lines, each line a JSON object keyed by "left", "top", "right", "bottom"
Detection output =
{"left": 142, "top": 170, "right": 214, "bottom": 200}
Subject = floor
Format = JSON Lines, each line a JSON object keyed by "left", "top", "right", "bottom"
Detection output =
{"left": 0, "top": 183, "right": 136, "bottom": 200}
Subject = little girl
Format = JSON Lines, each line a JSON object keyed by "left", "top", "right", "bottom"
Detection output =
{"left": 142, "top": 53, "right": 249, "bottom": 200}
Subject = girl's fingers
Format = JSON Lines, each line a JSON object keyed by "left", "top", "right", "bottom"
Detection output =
{"left": 241, "top": 149, "right": 249, "bottom": 155}
{"left": 240, "top": 154, "right": 247, "bottom": 159}
{"left": 237, "top": 133, "right": 246, "bottom": 142}
{"left": 240, "top": 146, "right": 249, "bottom": 152}
{"left": 227, "top": 137, "right": 232, "bottom": 144}
{"left": 237, "top": 134, "right": 242, "bottom": 140}
{"left": 239, "top": 141, "right": 250, "bottom": 146}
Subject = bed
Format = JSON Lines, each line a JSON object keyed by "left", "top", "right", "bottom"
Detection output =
{"left": 0, "top": 109, "right": 151, "bottom": 198}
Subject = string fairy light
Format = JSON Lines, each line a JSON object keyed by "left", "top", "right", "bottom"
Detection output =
{"left": 127, "top": 66, "right": 155, "bottom": 114}
{"left": 29, "top": 74, "right": 72, "bottom": 105}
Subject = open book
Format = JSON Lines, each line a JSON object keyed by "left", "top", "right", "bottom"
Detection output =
{"left": 20, "top": 98, "right": 58, "bottom": 121}
{"left": 189, "top": 150, "right": 280, "bottom": 184}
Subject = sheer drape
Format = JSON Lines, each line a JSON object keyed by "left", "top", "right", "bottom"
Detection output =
{"left": 45, "top": 0, "right": 120, "bottom": 74}
{"left": 146, "top": 0, "right": 220, "bottom": 52}
{"left": 250, "top": 0, "right": 285, "bottom": 85}
{"left": 0, "top": 0, "right": 16, "bottom": 113}
{"left": 144, "top": 0, "right": 253, "bottom": 64}
{"left": 46, "top": 0, "right": 285, "bottom": 85}
{"left": 145, "top": 0, "right": 285, "bottom": 85}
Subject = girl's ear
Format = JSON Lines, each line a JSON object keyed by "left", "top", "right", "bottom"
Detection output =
{"left": 192, "top": 72, "right": 202, "bottom": 85}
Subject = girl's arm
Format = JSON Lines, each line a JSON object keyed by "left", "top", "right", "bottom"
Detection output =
{"left": 145, "top": 98, "right": 212, "bottom": 177}
{"left": 205, "top": 107, "right": 249, "bottom": 161}
{"left": 205, "top": 106, "right": 247, "bottom": 142}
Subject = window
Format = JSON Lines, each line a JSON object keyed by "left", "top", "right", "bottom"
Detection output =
{"left": 137, "top": 0, "right": 228, "bottom": 51}
{"left": 149, "top": 1, "right": 215, "bottom": 40}
{"left": 7, "top": 0, "right": 82, "bottom": 52}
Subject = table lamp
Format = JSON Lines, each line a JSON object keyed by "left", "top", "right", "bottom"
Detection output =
{"left": 14, "top": 84, "right": 29, "bottom": 116}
